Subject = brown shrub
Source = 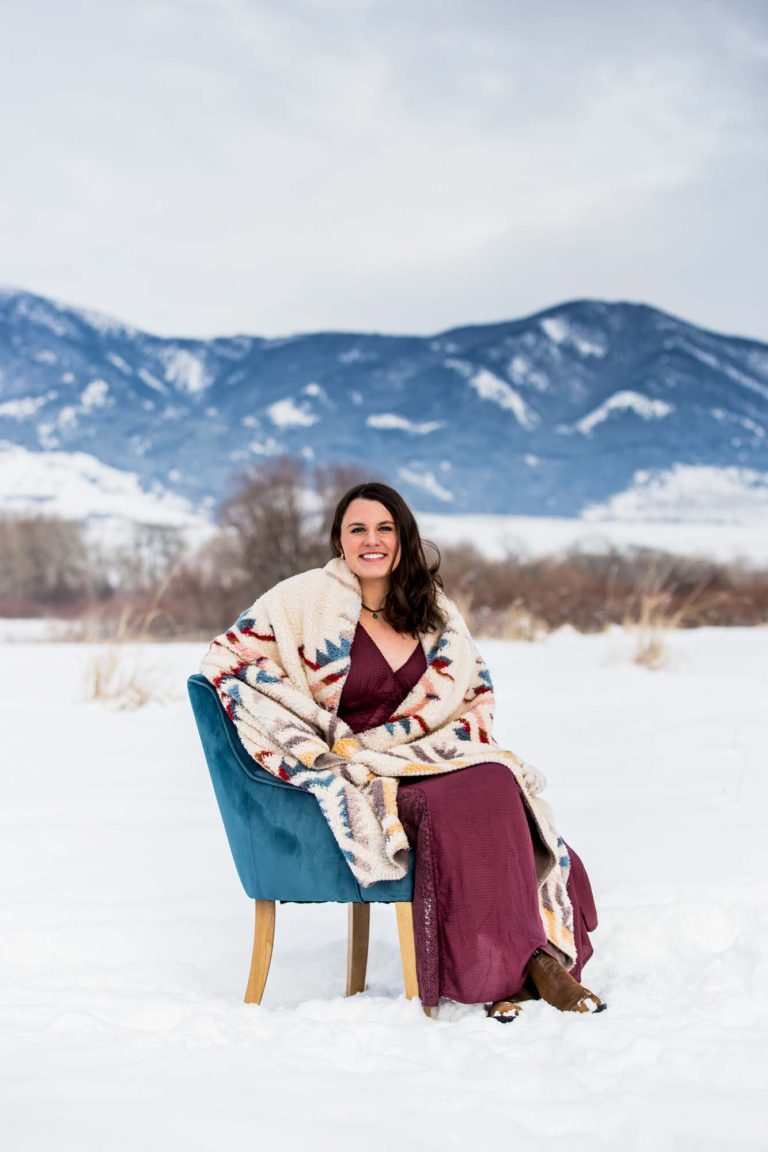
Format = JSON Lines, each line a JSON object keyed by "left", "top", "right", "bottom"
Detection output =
{"left": 436, "top": 545, "right": 768, "bottom": 635}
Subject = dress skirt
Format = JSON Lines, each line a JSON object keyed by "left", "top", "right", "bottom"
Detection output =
{"left": 338, "top": 623, "right": 598, "bottom": 1009}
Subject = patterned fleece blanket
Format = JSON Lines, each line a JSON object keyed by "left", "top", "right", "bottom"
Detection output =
{"left": 200, "top": 557, "right": 576, "bottom": 964}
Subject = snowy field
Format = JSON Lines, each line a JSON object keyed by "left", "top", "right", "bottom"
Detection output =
{"left": 1, "top": 628, "right": 767, "bottom": 1151}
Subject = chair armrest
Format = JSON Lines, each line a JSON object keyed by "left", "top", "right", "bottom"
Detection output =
{"left": 187, "top": 673, "right": 296, "bottom": 790}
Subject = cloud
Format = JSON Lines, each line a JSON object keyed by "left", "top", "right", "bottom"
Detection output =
{"left": 0, "top": 0, "right": 765, "bottom": 339}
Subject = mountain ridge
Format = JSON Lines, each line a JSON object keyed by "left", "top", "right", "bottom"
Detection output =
{"left": 1, "top": 289, "right": 767, "bottom": 521}
{"left": 3, "top": 286, "right": 765, "bottom": 348}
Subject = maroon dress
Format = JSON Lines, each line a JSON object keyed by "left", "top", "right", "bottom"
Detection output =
{"left": 338, "top": 623, "right": 597, "bottom": 1008}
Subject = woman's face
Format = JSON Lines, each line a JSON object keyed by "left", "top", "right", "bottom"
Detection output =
{"left": 339, "top": 498, "right": 400, "bottom": 582}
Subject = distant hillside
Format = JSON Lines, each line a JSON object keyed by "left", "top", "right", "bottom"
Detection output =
{"left": 1, "top": 290, "right": 767, "bottom": 522}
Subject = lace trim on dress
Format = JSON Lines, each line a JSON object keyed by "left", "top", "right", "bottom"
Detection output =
{"left": 401, "top": 787, "right": 441, "bottom": 1008}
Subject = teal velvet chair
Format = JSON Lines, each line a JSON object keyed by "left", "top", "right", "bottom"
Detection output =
{"left": 187, "top": 674, "right": 426, "bottom": 1010}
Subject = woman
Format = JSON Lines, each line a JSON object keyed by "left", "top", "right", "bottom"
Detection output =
{"left": 201, "top": 481, "right": 604, "bottom": 1020}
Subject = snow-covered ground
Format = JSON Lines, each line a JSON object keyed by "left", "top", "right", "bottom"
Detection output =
{"left": 1, "top": 629, "right": 766, "bottom": 1151}
{"left": 418, "top": 511, "right": 768, "bottom": 566}
{"left": 0, "top": 442, "right": 203, "bottom": 527}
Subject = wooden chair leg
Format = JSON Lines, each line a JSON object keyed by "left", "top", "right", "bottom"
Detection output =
{"left": 346, "top": 903, "right": 370, "bottom": 996}
{"left": 244, "top": 899, "right": 275, "bottom": 1004}
{"left": 395, "top": 901, "right": 433, "bottom": 1017}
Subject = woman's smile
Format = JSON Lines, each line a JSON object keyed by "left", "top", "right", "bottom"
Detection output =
{"left": 338, "top": 498, "right": 401, "bottom": 580}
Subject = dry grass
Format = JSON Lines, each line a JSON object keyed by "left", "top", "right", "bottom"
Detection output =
{"left": 81, "top": 595, "right": 180, "bottom": 710}
{"left": 496, "top": 600, "right": 548, "bottom": 642}
{"left": 622, "top": 559, "right": 717, "bottom": 670}
{"left": 626, "top": 592, "right": 677, "bottom": 670}
{"left": 82, "top": 644, "right": 158, "bottom": 710}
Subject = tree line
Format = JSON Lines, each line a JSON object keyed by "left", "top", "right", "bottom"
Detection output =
{"left": 1, "top": 456, "right": 766, "bottom": 635}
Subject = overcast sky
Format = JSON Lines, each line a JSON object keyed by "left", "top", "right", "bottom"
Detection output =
{"left": 1, "top": 0, "right": 766, "bottom": 340}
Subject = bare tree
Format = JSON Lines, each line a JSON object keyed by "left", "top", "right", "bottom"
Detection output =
{"left": 217, "top": 456, "right": 331, "bottom": 595}
{"left": 107, "top": 524, "right": 187, "bottom": 593}
{"left": 0, "top": 514, "right": 99, "bottom": 607}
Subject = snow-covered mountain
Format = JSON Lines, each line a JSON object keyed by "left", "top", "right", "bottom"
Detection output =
{"left": 1, "top": 289, "right": 767, "bottom": 522}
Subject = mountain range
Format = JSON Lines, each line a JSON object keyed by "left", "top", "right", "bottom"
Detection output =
{"left": 1, "top": 289, "right": 767, "bottom": 523}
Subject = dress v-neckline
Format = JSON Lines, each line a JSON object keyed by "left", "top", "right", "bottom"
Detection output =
{"left": 355, "top": 621, "right": 423, "bottom": 676}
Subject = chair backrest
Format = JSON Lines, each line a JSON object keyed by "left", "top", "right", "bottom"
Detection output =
{"left": 188, "top": 674, "right": 413, "bottom": 904}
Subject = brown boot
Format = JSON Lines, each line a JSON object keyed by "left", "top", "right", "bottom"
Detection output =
{"left": 527, "top": 950, "right": 606, "bottom": 1014}
{"left": 485, "top": 999, "right": 523, "bottom": 1023}
{"left": 485, "top": 983, "right": 536, "bottom": 1023}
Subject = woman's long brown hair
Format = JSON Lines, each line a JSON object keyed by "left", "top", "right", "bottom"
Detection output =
{"left": 329, "top": 482, "right": 447, "bottom": 635}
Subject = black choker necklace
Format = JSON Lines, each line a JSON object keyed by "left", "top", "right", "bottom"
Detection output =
{"left": 361, "top": 602, "right": 385, "bottom": 619}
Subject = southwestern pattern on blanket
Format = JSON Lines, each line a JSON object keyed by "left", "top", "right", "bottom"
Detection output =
{"left": 200, "top": 557, "right": 576, "bottom": 964}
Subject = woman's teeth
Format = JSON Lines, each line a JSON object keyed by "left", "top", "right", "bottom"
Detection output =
{"left": 361, "top": 553, "right": 385, "bottom": 560}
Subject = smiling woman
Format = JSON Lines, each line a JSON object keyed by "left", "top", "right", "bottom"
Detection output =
{"left": 200, "top": 481, "right": 604, "bottom": 1020}
{"left": 330, "top": 489, "right": 442, "bottom": 675}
